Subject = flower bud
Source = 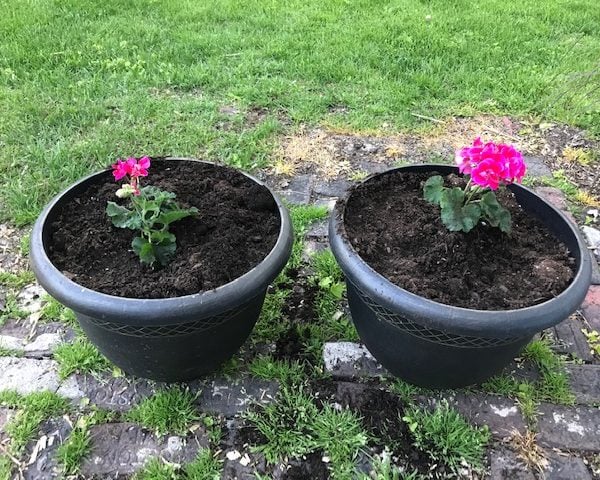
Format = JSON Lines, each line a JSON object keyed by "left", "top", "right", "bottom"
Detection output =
{"left": 115, "top": 184, "right": 135, "bottom": 198}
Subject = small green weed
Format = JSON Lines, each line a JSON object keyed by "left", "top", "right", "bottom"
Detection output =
{"left": 19, "top": 234, "right": 31, "bottom": 257}
{"left": 562, "top": 147, "right": 598, "bottom": 166}
{"left": 388, "top": 379, "right": 429, "bottom": 404}
{"left": 0, "top": 271, "right": 35, "bottom": 289}
{"left": 249, "top": 355, "right": 306, "bottom": 385}
{"left": 481, "top": 338, "right": 574, "bottom": 424}
{"left": 252, "top": 288, "right": 290, "bottom": 344}
{"left": 286, "top": 204, "right": 329, "bottom": 273}
{"left": 402, "top": 401, "right": 490, "bottom": 475}
{"left": 582, "top": 329, "right": 600, "bottom": 358}
{"left": 245, "top": 384, "right": 318, "bottom": 463}
{"left": 522, "top": 339, "right": 575, "bottom": 405}
{"left": 0, "top": 294, "right": 28, "bottom": 326}
{"left": 0, "top": 346, "right": 22, "bottom": 357}
{"left": 127, "top": 388, "right": 199, "bottom": 436}
{"left": 183, "top": 448, "right": 223, "bottom": 480}
{"left": 348, "top": 170, "right": 369, "bottom": 182}
{"left": 57, "top": 421, "right": 91, "bottom": 475}
{"left": 54, "top": 337, "right": 112, "bottom": 378}
{"left": 134, "top": 458, "right": 178, "bottom": 480}
{"left": 1, "top": 391, "right": 70, "bottom": 454}
{"left": 57, "top": 409, "right": 114, "bottom": 475}
{"left": 0, "top": 456, "right": 13, "bottom": 480}
{"left": 40, "top": 296, "right": 77, "bottom": 326}
{"left": 312, "top": 404, "right": 368, "bottom": 478}
{"left": 245, "top": 385, "right": 368, "bottom": 477}
{"left": 362, "top": 452, "right": 423, "bottom": 480}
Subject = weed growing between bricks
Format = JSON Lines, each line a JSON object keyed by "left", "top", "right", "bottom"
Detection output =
{"left": 0, "top": 391, "right": 70, "bottom": 455}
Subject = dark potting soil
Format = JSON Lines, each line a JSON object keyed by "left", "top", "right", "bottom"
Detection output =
{"left": 47, "top": 160, "right": 280, "bottom": 298}
{"left": 343, "top": 171, "right": 576, "bottom": 310}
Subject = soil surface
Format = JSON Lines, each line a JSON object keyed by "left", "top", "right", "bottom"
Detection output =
{"left": 48, "top": 160, "right": 280, "bottom": 298}
{"left": 343, "top": 170, "right": 576, "bottom": 310}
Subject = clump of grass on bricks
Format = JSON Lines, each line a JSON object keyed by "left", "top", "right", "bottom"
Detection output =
{"left": 57, "top": 409, "right": 117, "bottom": 476}
{"left": 54, "top": 337, "right": 112, "bottom": 379}
{"left": 126, "top": 388, "right": 199, "bottom": 436}
{"left": 244, "top": 384, "right": 368, "bottom": 478}
{"left": 0, "top": 391, "right": 70, "bottom": 454}
{"left": 402, "top": 401, "right": 490, "bottom": 477}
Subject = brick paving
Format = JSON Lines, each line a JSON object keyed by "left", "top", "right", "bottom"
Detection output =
{"left": 0, "top": 152, "right": 599, "bottom": 479}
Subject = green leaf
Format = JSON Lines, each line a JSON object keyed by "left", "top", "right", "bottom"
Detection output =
{"left": 439, "top": 188, "right": 481, "bottom": 232}
{"left": 423, "top": 175, "right": 444, "bottom": 205}
{"left": 106, "top": 202, "right": 141, "bottom": 230}
{"left": 154, "top": 242, "right": 177, "bottom": 266}
{"left": 149, "top": 230, "right": 176, "bottom": 245}
{"left": 142, "top": 186, "right": 177, "bottom": 202}
{"left": 131, "top": 236, "right": 156, "bottom": 265}
{"left": 318, "top": 276, "right": 333, "bottom": 289}
{"left": 480, "top": 192, "right": 512, "bottom": 233}
{"left": 330, "top": 281, "right": 346, "bottom": 300}
{"left": 155, "top": 207, "right": 198, "bottom": 228}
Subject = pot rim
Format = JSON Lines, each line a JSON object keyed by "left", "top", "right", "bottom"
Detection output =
{"left": 329, "top": 163, "right": 592, "bottom": 338}
{"left": 30, "top": 157, "right": 293, "bottom": 325}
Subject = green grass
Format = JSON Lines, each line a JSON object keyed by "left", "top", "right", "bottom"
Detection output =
{"left": 183, "top": 448, "right": 223, "bottom": 480}
{"left": 0, "top": 271, "right": 35, "bottom": 289}
{"left": 301, "top": 249, "right": 359, "bottom": 361}
{"left": 249, "top": 355, "right": 306, "bottom": 385}
{"left": 0, "top": 456, "right": 12, "bottom": 480}
{"left": 402, "top": 401, "right": 490, "bottom": 475}
{"left": 40, "top": 296, "right": 78, "bottom": 326}
{"left": 252, "top": 288, "right": 290, "bottom": 343}
{"left": 133, "top": 449, "right": 222, "bottom": 480}
{"left": 126, "top": 388, "right": 199, "bottom": 436}
{"left": 1, "top": 0, "right": 600, "bottom": 225}
{"left": 480, "top": 338, "right": 574, "bottom": 424}
{"left": 0, "top": 391, "right": 70, "bottom": 454}
{"left": 53, "top": 337, "right": 112, "bottom": 378}
{"left": 286, "top": 204, "right": 329, "bottom": 274}
{"left": 522, "top": 338, "right": 575, "bottom": 405}
{"left": 56, "top": 409, "right": 116, "bottom": 475}
{"left": 245, "top": 384, "right": 368, "bottom": 477}
{"left": 134, "top": 458, "right": 179, "bottom": 480}
{"left": 0, "top": 346, "right": 22, "bottom": 357}
{"left": 0, "top": 294, "right": 28, "bottom": 326}
{"left": 362, "top": 454, "right": 423, "bottom": 480}
{"left": 57, "top": 422, "right": 91, "bottom": 475}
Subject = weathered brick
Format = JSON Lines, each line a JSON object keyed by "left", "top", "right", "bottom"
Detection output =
{"left": 581, "top": 285, "right": 600, "bottom": 331}
{"left": 537, "top": 403, "right": 600, "bottom": 452}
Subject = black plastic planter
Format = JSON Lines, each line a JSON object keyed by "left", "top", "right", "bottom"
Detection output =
{"left": 30, "top": 158, "right": 293, "bottom": 382}
{"left": 329, "top": 164, "right": 592, "bottom": 388}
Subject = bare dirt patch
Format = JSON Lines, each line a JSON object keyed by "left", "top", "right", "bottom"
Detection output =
{"left": 272, "top": 115, "right": 599, "bottom": 203}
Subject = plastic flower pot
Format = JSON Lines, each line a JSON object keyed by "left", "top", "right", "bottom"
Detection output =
{"left": 30, "top": 158, "right": 293, "bottom": 382}
{"left": 329, "top": 164, "right": 592, "bottom": 389}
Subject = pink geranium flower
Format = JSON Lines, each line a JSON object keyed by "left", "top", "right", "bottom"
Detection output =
{"left": 111, "top": 159, "right": 131, "bottom": 180}
{"left": 128, "top": 156, "right": 151, "bottom": 178}
{"left": 455, "top": 137, "right": 484, "bottom": 174}
{"left": 470, "top": 157, "right": 506, "bottom": 190}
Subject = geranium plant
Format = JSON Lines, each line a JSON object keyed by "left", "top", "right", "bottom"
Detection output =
{"left": 106, "top": 156, "right": 197, "bottom": 267}
{"left": 424, "top": 138, "right": 526, "bottom": 233}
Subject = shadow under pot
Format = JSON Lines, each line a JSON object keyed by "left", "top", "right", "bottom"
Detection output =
{"left": 329, "top": 164, "right": 591, "bottom": 389}
{"left": 30, "top": 158, "right": 293, "bottom": 382}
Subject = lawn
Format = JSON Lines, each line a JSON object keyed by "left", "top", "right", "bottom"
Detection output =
{"left": 0, "top": 0, "right": 599, "bottom": 225}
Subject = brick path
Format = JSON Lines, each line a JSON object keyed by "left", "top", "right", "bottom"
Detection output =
{"left": 1, "top": 153, "right": 599, "bottom": 479}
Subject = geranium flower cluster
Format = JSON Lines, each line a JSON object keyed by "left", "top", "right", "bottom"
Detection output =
{"left": 424, "top": 138, "right": 527, "bottom": 233}
{"left": 112, "top": 156, "right": 151, "bottom": 197}
{"left": 106, "top": 156, "right": 197, "bottom": 267}
{"left": 455, "top": 137, "right": 526, "bottom": 190}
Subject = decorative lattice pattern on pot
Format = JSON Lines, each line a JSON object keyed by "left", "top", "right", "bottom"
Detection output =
{"left": 79, "top": 303, "right": 253, "bottom": 338}
{"left": 351, "top": 282, "right": 525, "bottom": 348}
